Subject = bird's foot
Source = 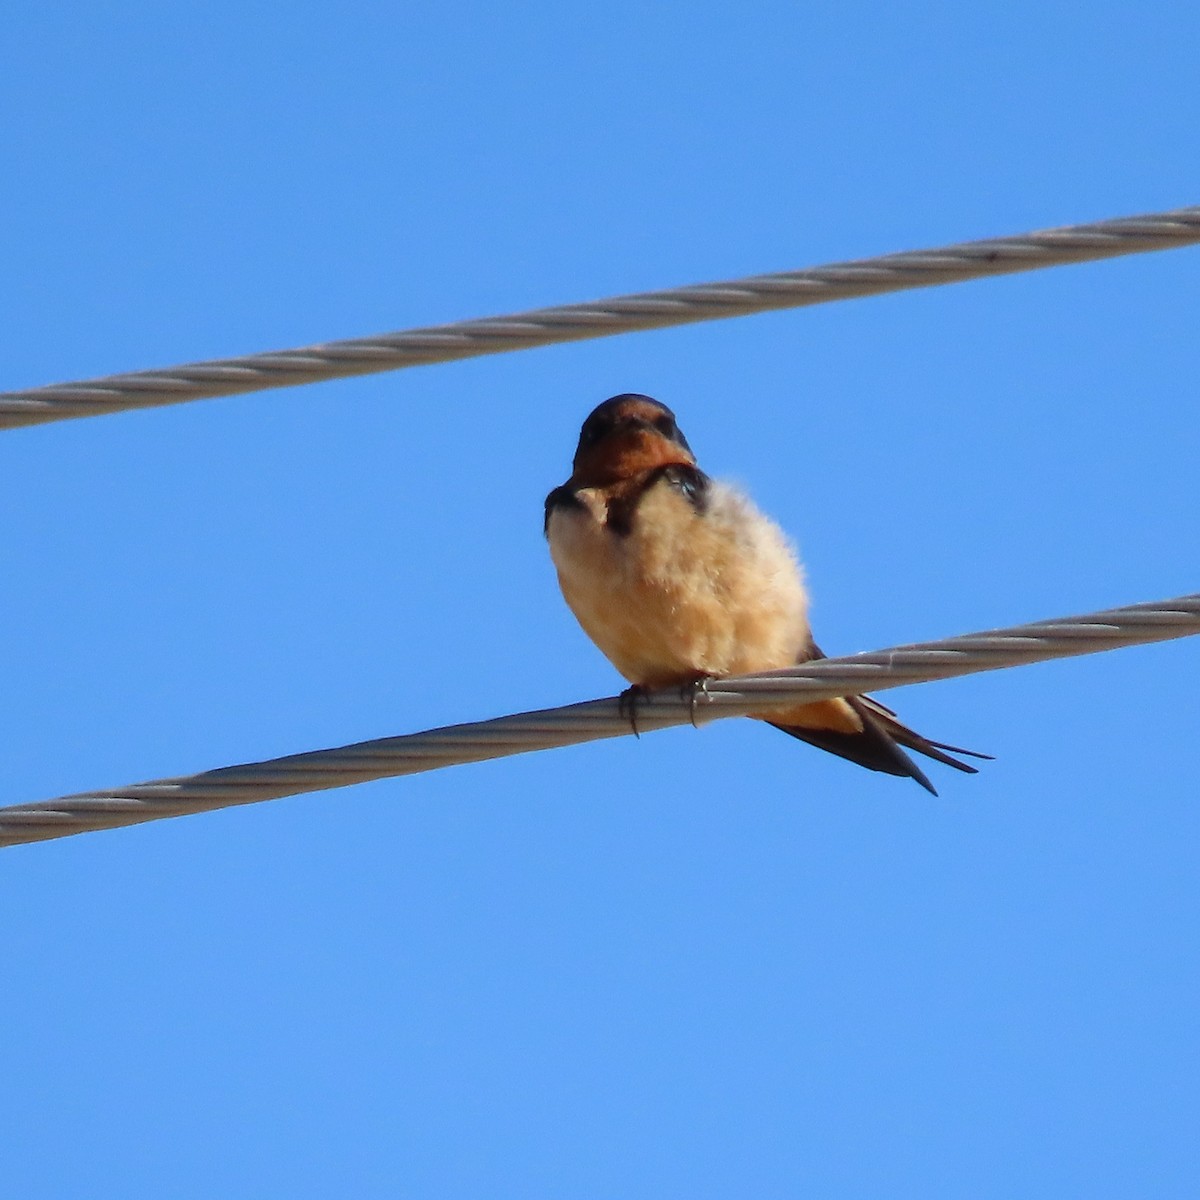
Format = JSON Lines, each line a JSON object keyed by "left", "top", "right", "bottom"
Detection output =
{"left": 618, "top": 684, "right": 649, "bottom": 738}
{"left": 686, "top": 675, "right": 714, "bottom": 729}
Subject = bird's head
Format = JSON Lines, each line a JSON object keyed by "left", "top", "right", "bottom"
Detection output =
{"left": 570, "top": 393, "right": 695, "bottom": 484}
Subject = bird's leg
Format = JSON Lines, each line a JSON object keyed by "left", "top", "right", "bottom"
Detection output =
{"left": 618, "top": 684, "right": 648, "bottom": 738}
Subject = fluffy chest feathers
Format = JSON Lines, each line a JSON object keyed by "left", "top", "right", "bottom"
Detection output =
{"left": 546, "top": 474, "right": 810, "bottom": 687}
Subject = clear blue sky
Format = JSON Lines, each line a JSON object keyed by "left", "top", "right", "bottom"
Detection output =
{"left": 2, "top": 3, "right": 1197, "bottom": 1196}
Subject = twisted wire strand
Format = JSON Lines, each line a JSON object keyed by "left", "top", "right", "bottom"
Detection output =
{"left": 3, "top": 593, "right": 1197, "bottom": 849}
{"left": 3, "top": 205, "right": 1198, "bottom": 431}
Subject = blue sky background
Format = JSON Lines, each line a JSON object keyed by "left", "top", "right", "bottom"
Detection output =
{"left": 2, "top": 3, "right": 1198, "bottom": 1196}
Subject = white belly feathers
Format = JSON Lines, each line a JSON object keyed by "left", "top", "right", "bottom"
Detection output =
{"left": 547, "top": 477, "right": 810, "bottom": 687}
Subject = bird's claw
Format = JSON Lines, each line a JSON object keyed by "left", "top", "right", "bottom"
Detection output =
{"left": 687, "top": 676, "right": 713, "bottom": 729}
{"left": 618, "top": 684, "right": 648, "bottom": 738}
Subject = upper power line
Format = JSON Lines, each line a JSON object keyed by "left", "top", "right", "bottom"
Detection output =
{"left": 2, "top": 205, "right": 1197, "bottom": 431}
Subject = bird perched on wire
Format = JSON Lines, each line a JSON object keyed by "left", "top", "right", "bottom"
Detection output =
{"left": 544, "top": 393, "right": 987, "bottom": 794}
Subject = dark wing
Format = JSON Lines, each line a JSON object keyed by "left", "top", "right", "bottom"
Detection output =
{"left": 544, "top": 484, "right": 584, "bottom": 536}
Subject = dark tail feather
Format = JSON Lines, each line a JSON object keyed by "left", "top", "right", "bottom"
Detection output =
{"left": 768, "top": 695, "right": 990, "bottom": 796}
{"left": 856, "top": 695, "right": 993, "bottom": 771}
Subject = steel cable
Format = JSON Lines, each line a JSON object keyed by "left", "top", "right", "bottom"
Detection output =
{"left": 2, "top": 205, "right": 1197, "bottom": 431}
{"left": 3, "top": 593, "right": 1197, "bottom": 848}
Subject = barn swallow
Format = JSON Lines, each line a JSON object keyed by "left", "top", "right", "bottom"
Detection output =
{"left": 544, "top": 393, "right": 988, "bottom": 794}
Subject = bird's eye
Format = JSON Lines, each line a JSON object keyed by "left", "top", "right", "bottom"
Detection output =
{"left": 654, "top": 415, "right": 676, "bottom": 437}
{"left": 580, "top": 417, "right": 610, "bottom": 448}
